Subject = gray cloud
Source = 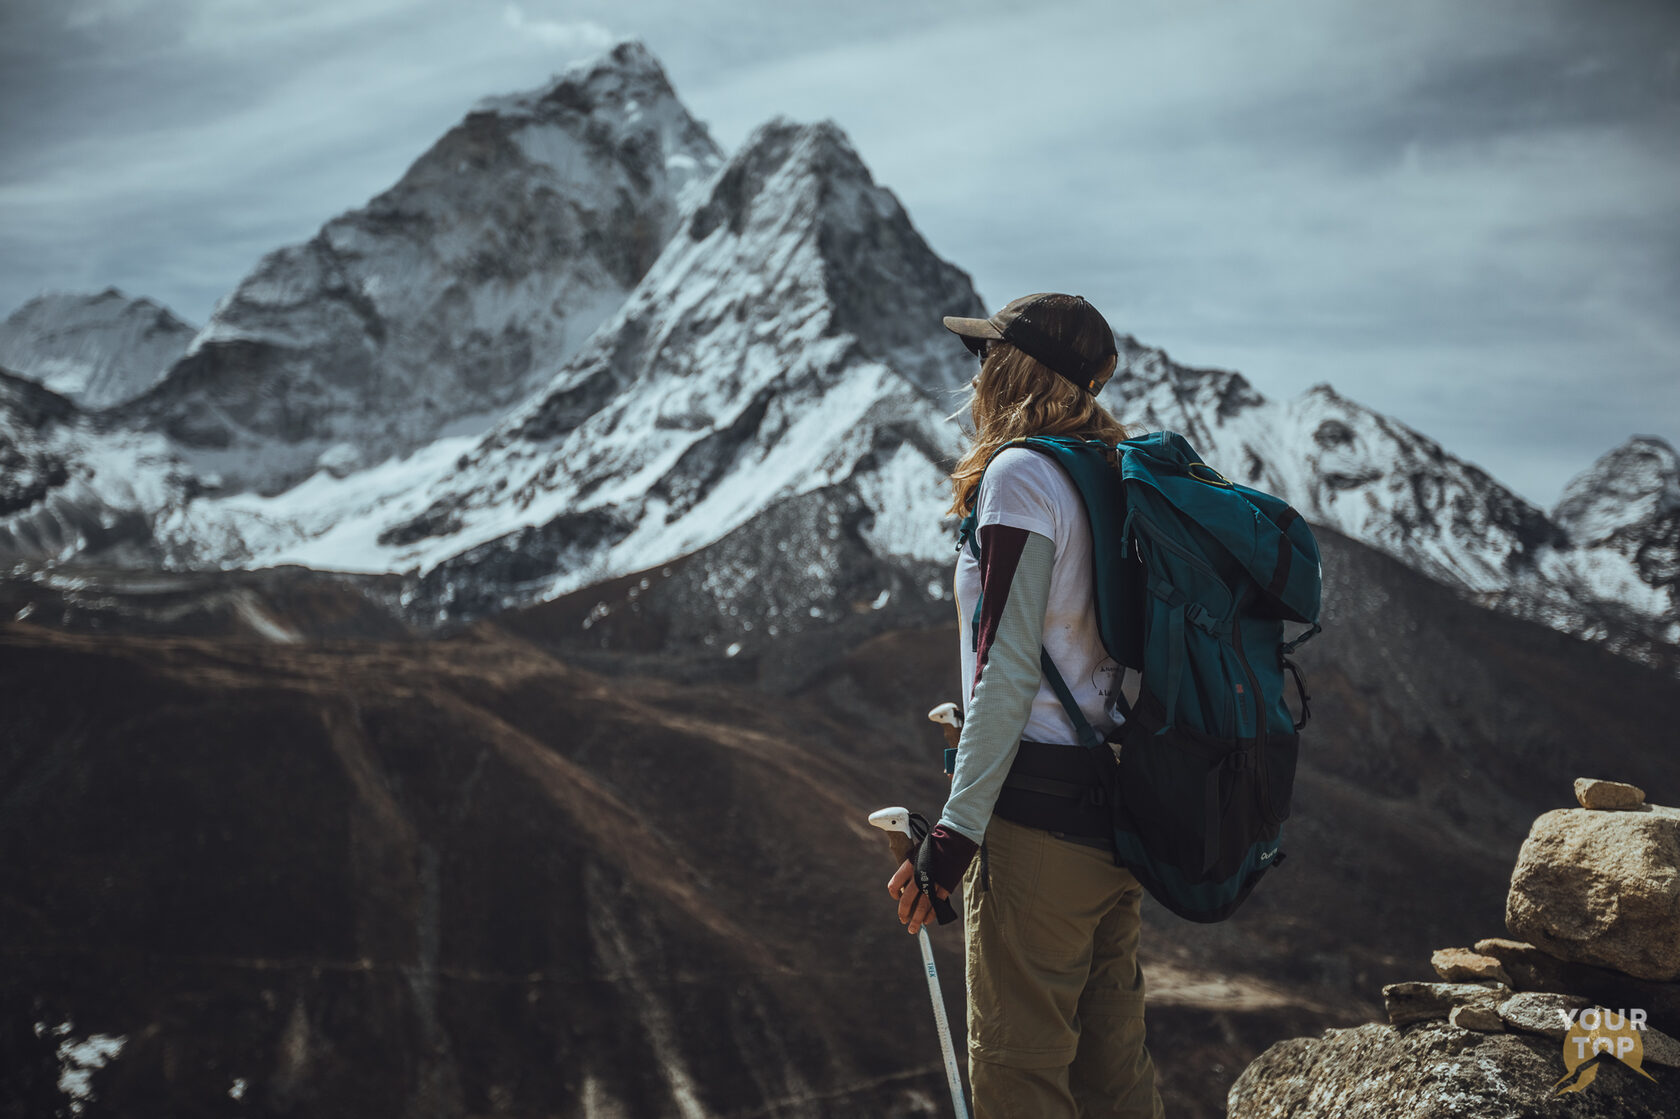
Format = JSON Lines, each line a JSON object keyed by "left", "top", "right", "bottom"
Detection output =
{"left": 1, "top": 0, "right": 1675, "bottom": 507}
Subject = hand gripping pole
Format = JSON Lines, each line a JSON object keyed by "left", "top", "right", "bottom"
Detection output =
{"left": 869, "top": 807, "right": 969, "bottom": 1119}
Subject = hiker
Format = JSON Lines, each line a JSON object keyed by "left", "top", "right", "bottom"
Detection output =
{"left": 889, "top": 293, "right": 1166, "bottom": 1119}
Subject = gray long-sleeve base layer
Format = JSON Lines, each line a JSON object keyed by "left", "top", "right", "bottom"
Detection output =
{"left": 941, "top": 530, "right": 1055, "bottom": 845}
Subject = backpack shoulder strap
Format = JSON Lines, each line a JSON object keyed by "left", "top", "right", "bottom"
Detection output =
{"left": 956, "top": 436, "right": 1137, "bottom": 745}
{"left": 955, "top": 438, "right": 1036, "bottom": 560}
{"left": 1016, "top": 437, "right": 1141, "bottom": 669}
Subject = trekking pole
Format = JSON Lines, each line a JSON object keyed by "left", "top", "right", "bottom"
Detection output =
{"left": 868, "top": 807, "right": 970, "bottom": 1119}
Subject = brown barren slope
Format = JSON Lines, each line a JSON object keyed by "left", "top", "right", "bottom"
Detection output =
{"left": 4, "top": 527, "right": 1678, "bottom": 1117}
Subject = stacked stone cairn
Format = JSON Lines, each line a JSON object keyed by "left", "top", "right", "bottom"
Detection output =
{"left": 1228, "top": 779, "right": 1680, "bottom": 1118}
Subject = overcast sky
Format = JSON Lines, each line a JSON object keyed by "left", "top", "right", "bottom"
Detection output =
{"left": 3, "top": 0, "right": 1676, "bottom": 507}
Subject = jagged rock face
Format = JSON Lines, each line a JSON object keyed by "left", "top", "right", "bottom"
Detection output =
{"left": 0, "top": 289, "right": 195, "bottom": 409}
{"left": 113, "top": 41, "right": 723, "bottom": 494}
{"left": 0, "top": 369, "right": 191, "bottom": 563}
{"left": 0, "top": 370, "right": 77, "bottom": 520}
{"left": 1227, "top": 1020, "right": 1678, "bottom": 1117}
{"left": 2, "top": 71, "right": 982, "bottom": 597}
{"left": 293, "top": 117, "right": 980, "bottom": 619}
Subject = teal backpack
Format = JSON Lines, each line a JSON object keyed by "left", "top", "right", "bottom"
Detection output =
{"left": 956, "top": 431, "right": 1322, "bottom": 922}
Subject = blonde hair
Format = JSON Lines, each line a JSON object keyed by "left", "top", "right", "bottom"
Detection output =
{"left": 945, "top": 343, "right": 1131, "bottom": 517}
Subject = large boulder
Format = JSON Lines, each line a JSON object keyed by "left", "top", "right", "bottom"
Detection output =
{"left": 1506, "top": 805, "right": 1680, "bottom": 982}
{"left": 1227, "top": 1020, "right": 1678, "bottom": 1118}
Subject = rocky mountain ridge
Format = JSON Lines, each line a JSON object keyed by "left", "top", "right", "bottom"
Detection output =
{"left": 1106, "top": 339, "right": 1679, "bottom": 667}
{"left": 0, "top": 110, "right": 983, "bottom": 633}
{"left": 0, "top": 39, "right": 1673, "bottom": 673}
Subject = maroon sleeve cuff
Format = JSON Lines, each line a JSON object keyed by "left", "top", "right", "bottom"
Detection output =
{"left": 915, "top": 825, "right": 980, "bottom": 896}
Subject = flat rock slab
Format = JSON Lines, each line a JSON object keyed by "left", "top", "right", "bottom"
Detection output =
{"left": 1498, "top": 991, "right": 1592, "bottom": 1039}
{"left": 1474, "top": 937, "right": 1680, "bottom": 1030}
{"left": 1575, "top": 778, "right": 1646, "bottom": 810}
{"left": 1227, "top": 1020, "right": 1678, "bottom": 1118}
{"left": 1644, "top": 1024, "right": 1680, "bottom": 1070}
{"left": 1433, "top": 947, "right": 1512, "bottom": 986}
{"left": 1506, "top": 805, "right": 1680, "bottom": 981}
{"left": 1510, "top": 1001, "right": 1680, "bottom": 1071}
{"left": 1475, "top": 936, "right": 1535, "bottom": 962}
{"left": 1450, "top": 1005, "right": 1505, "bottom": 1032}
{"left": 1384, "top": 981, "right": 1508, "bottom": 1026}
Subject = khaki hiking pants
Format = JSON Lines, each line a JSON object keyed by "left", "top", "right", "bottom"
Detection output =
{"left": 961, "top": 815, "right": 1165, "bottom": 1119}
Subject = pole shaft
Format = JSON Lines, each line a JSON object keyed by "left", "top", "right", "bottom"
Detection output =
{"left": 918, "top": 928, "right": 969, "bottom": 1119}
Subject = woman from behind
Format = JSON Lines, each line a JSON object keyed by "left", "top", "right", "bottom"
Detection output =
{"left": 890, "top": 292, "right": 1165, "bottom": 1119}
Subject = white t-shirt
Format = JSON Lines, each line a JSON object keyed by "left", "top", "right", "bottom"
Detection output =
{"left": 954, "top": 446, "right": 1125, "bottom": 744}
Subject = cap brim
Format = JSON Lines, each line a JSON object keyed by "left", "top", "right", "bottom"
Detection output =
{"left": 942, "top": 315, "right": 1004, "bottom": 340}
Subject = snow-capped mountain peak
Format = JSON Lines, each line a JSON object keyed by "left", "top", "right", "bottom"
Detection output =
{"left": 476, "top": 39, "right": 668, "bottom": 110}
{"left": 113, "top": 40, "right": 724, "bottom": 496}
{"left": 1554, "top": 435, "right": 1680, "bottom": 545}
{"left": 1534, "top": 435, "right": 1679, "bottom": 646}
{"left": 477, "top": 41, "right": 696, "bottom": 124}
{"left": 468, "top": 39, "right": 721, "bottom": 211}
{"left": 181, "top": 113, "right": 985, "bottom": 615}
{"left": 2, "top": 40, "right": 1674, "bottom": 672}
{"left": 0, "top": 289, "right": 196, "bottom": 409}
{"left": 1111, "top": 343, "right": 1565, "bottom": 595}
{"left": 457, "top": 115, "right": 979, "bottom": 462}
